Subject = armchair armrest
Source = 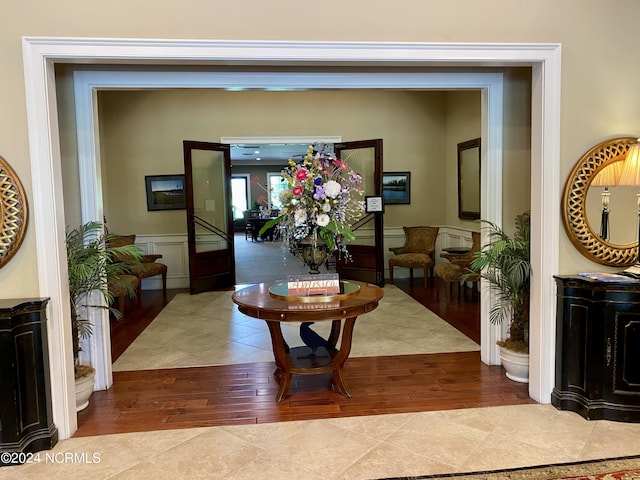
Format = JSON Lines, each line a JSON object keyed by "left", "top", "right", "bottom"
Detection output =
{"left": 389, "top": 246, "right": 406, "bottom": 255}
{"left": 141, "top": 254, "right": 162, "bottom": 263}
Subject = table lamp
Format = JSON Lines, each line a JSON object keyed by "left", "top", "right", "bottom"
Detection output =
{"left": 618, "top": 140, "right": 640, "bottom": 273}
{"left": 591, "top": 160, "right": 624, "bottom": 240}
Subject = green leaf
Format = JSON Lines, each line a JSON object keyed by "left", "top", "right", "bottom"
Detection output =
{"left": 258, "top": 216, "right": 282, "bottom": 235}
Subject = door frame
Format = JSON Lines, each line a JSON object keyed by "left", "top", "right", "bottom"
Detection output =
{"left": 23, "top": 38, "right": 561, "bottom": 439}
{"left": 183, "top": 140, "right": 235, "bottom": 293}
{"left": 334, "top": 139, "right": 385, "bottom": 286}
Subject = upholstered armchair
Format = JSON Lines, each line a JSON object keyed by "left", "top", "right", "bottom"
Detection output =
{"left": 130, "top": 254, "right": 167, "bottom": 296}
{"left": 109, "top": 234, "right": 168, "bottom": 300}
{"left": 388, "top": 226, "right": 439, "bottom": 287}
{"left": 434, "top": 231, "right": 481, "bottom": 303}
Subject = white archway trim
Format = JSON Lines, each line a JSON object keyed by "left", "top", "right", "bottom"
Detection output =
{"left": 73, "top": 69, "right": 504, "bottom": 392}
{"left": 22, "top": 38, "right": 561, "bottom": 440}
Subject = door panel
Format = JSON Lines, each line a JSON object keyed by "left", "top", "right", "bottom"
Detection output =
{"left": 335, "top": 139, "right": 384, "bottom": 286}
{"left": 183, "top": 141, "right": 235, "bottom": 293}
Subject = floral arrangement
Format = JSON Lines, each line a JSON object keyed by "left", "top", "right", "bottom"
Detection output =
{"left": 260, "top": 145, "right": 365, "bottom": 257}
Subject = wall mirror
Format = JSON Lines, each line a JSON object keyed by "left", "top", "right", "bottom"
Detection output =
{"left": 457, "top": 138, "right": 481, "bottom": 220}
{"left": 562, "top": 136, "right": 638, "bottom": 266}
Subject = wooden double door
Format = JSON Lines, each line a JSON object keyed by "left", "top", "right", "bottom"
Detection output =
{"left": 183, "top": 139, "right": 384, "bottom": 294}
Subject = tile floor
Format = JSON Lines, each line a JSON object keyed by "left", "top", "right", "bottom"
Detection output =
{"left": 4, "top": 404, "right": 640, "bottom": 479}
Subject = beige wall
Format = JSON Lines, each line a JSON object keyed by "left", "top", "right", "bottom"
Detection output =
{"left": 97, "top": 89, "right": 462, "bottom": 234}
{"left": 2, "top": 0, "right": 640, "bottom": 297}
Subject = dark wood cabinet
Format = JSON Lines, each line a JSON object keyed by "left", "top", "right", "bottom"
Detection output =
{"left": 553, "top": 276, "right": 640, "bottom": 422}
{"left": 0, "top": 298, "right": 58, "bottom": 465}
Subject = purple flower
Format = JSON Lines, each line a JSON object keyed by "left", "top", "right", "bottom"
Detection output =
{"left": 313, "top": 186, "right": 326, "bottom": 200}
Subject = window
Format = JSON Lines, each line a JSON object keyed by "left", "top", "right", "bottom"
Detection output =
{"left": 231, "top": 175, "right": 249, "bottom": 219}
{"left": 268, "top": 172, "right": 287, "bottom": 209}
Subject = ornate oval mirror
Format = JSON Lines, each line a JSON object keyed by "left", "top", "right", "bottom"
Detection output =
{"left": 0, "top": 155, "right": 29, "bottom": 269}
{"left": 562, "top": 136, "right": 639, "bottom": 266}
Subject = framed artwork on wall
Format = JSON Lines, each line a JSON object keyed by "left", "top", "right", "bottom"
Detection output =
{"left": 145, "top": 174, "right": 186, "bottom": 211}
{"left": 382, "top": 172, "right": 411, "bottom": 204}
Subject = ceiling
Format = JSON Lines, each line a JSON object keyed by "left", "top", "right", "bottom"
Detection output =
{"left": 230, "top": 143, "right": 333, "bottom": 166}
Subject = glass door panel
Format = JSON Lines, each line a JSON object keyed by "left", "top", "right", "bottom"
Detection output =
{"left": 183, "top": 141, "right": 234, "bottom": 293}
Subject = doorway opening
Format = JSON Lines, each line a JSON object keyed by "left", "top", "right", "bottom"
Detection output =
{"left": 24, "top": 39, "right": 560, "bottom": 439}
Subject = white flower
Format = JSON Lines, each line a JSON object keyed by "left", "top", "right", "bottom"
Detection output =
{"left": 294, "top": 209, "right": 307, "bottom": 225}
{"left": 322, "top": 202, "right": 331, "bottom": 212}
{"left": 323, "top": 180, "right": 341, "bottom": 198}
{"left": 316, "top": 214, "right": 330, "bottom": 227}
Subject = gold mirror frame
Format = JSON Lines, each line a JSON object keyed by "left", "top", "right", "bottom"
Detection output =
{"left": 562, "top": 136, "right": 638, "bottom": 266}
{"left": 0, "top": 155, "right": 29, "bottom": 269}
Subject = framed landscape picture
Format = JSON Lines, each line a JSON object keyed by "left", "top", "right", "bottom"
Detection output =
{"left": 382, "top": 172, "right": 411, "bottom": 204}
{"left": 145, "top": 174, "right": 186, "bottom": 211}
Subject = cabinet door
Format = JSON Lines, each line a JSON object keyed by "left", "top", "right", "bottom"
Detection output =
{"left": 608, "top": 308, "right": 640, "bottom": 397}
{"left": 555, "top": 284, "right": 604, "bottom": 398}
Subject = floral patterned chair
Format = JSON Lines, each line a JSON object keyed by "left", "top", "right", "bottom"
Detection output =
{"left": 109, "top": 234, "right": 168, "bottom": 300}
{"left": 108, "top": 274, "right": 140, "bottom": 315}
{"left": 388, "top": 226, "right": 439, "bottom": 287}
{"left": 434, "top": 231, "right": 481, "bottom": 303}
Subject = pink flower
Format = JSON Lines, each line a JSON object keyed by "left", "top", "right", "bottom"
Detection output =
{"left": 292, "top": 186, "right": 303, "bottom": 196}
{"left": 296, "top": 169, "right": 309, "bottom": 181}
{"left": 333, "top": 160, "right": 348, "bottom": 170}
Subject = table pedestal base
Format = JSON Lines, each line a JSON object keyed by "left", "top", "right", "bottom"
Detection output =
{"left": 267, "top": 317, "right": 357, "bottom": 402}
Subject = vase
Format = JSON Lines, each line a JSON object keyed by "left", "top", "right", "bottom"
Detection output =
{"left": 299, "top": 236, "right": 328, "bottom": 274}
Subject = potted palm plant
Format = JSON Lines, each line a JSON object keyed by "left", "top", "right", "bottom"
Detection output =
{"left": 465, "top": 211, "right": 531, "bottom": 382}
{"left": 66, "top": 221, "right": 142, "bottom": 410}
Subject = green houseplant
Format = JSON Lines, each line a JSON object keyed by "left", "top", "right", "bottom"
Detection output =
{"left": 66, "top": 221, "right": 142, "bottom": 380}
{"left": 466, "top": 211, "right": 531, "bottom": 355}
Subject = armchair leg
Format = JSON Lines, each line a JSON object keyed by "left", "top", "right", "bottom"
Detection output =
{"left": 389, "top": 264, "right": 394, "bottom": 284}
{"left": 162, "top": 271, "right": 167, "bottom": 297}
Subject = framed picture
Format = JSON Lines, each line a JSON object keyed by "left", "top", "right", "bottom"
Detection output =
{"left": 365, "top": 195, "right": 385, "bottom": 213}
{"left": 382, "top": 172, "right": 411, "bottom": 204}
{"left": 145, "top": 174, "right": 186, "bottom": 211}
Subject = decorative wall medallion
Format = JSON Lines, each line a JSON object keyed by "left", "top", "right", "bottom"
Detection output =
{"left": 0, "top": 155, "right": 28, "bottom": 269}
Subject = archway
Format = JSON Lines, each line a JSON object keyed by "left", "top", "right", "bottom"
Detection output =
{"left": 22, "top": 38, "right": 561, "bottom": 439}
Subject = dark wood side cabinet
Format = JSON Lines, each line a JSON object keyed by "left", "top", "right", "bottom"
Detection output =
{"left": 0, "top": 298, "right": 58, "bottom": 465}
{"left": 553, "top": 276, "right": 640, "bottom": 422}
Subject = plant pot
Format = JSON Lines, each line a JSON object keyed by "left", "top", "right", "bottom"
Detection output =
{"left": 75, "top": 364, "right": 96, "bottom": 412}
{"left": 499, "top": 346, "right": 529, "bottom": 383}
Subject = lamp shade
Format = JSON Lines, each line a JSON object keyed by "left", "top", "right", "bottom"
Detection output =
{"left": 618, "top": 143, "right": 640, "bottom": 186}
{"left": 592, "top": 160, "right": 625, "bottom": 186}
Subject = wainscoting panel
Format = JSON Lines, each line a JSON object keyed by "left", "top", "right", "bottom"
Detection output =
{"left": 136, "top": 234, "right": 189, "bottom": 290}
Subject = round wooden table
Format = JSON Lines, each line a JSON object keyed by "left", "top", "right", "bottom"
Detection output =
{"left": 232, "top": 281, "right": 384, "bottom": 402}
